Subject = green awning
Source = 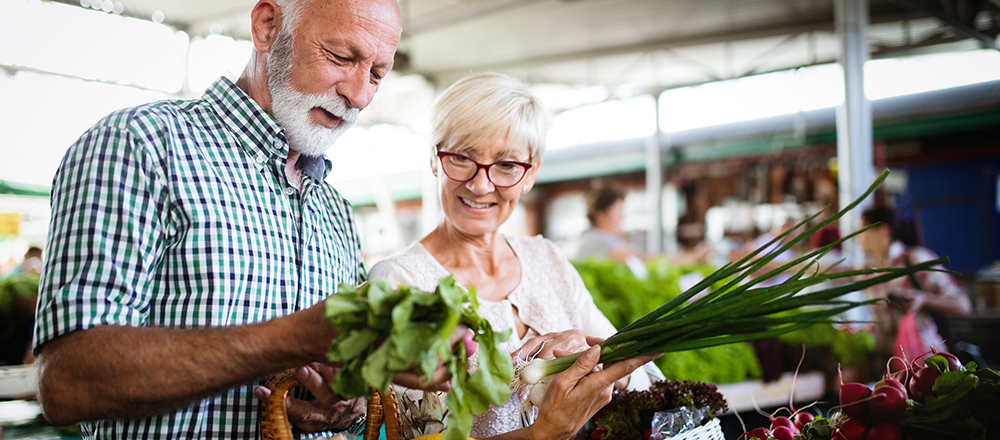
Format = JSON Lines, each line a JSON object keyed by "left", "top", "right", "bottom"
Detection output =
{"left": 0, "top": 180, "right": 50, "bottom": 197}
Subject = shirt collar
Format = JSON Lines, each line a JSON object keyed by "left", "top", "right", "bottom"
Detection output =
{"left": 202, "top": 77, "right": 331, "bottom": 182}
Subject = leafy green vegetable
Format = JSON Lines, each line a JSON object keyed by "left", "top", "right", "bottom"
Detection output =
{"left": 325, "top": 276, "right": 513, "bottom": 440}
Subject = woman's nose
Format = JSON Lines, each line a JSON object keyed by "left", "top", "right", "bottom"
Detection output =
{"left": 465, "top": 168, "right": 494, "bottom": 194}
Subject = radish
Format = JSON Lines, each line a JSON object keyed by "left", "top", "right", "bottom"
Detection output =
{"left": 866, "top": 423, "right": 903, "bottom": 440}
{"left": 590, "top": 427, "right": 607, "bottom": 440}
{"left": 908, "top": 366, "right": 941, "bottom": 404}
{"left": 840, "top": 382, "right": 872, "bottom": 419}
{"left": 745, "top": 427, "right": 772, "bottom": 440}
{"left": 869, "top": 385, "right": 906, "bottom": 422}
{"left": 873, "top": 378, "right": 907, "bottom": 397}
{"left": 834, "top": 418, "right": 868, "bottom": 440}
{"left": 772, "top": 426, "right": 795, "bottom": 440}
{"left": 793, "top": 412, "right": 814, "bottom": 431}
{"left": 770, "top": 416, "right": 795, "bottom": 431}
{"left": 936, "top": 351, "right": 962, "bottom": 372}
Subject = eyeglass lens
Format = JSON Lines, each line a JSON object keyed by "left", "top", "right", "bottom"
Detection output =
{"left": 440, "top": 154, "right": 527, "bottom": 187}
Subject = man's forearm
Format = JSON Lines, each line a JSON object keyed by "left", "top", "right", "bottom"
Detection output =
{"left": 36, "top": 301, "right": 335, "bottom": 425}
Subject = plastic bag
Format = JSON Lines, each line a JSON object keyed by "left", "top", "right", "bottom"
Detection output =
{"left": 894, "top": 311, "right": 924, "bottom": 361}
{"left": 649, "top": 406, "right": 710, "bottom": 439}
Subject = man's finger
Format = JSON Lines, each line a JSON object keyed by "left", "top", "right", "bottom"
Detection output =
{"left": 295, "top": 366, "right": 338, "bottom": 402}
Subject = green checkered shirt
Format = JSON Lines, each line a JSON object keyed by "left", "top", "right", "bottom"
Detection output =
{"left": 34, "top": 77, "right": 366, "bottom": 439}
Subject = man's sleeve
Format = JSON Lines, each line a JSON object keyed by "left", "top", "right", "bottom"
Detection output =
{"left": 34, "top": 115, "right": 167, "bottom": 353}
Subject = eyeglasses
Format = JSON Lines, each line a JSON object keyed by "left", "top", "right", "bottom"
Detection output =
{"left": 436, "top": 151, "right": 533, "bottom": 188}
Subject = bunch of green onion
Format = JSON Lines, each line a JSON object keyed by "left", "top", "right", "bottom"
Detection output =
{"left": 517, "top": 169, "right": 947, "bottom": 388}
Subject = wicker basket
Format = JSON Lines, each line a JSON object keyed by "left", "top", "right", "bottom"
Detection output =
{"left": 259, "top": 368, "right": 404, "bottom": 440}
{"left": 669, "top": 418, "right": 725, "bottom": 440}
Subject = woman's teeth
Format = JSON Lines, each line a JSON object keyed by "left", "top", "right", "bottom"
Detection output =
{"left": 461, "top": 198, "right": 491, "bottom": 209}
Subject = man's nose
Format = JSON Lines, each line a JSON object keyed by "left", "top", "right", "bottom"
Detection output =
{"left": 465, "top": 168, "right": 494, "bottom": 195}
{"left": 338, "top": 68, "right": 374, "bottom": 109}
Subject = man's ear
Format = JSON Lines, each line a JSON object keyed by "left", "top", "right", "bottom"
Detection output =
{"left": 249, "top": 0, "right": 281, "bottom": 52}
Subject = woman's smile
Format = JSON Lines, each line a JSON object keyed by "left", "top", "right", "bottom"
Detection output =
{"left": 460, "top": 197, "right": 495, "bottom": 210}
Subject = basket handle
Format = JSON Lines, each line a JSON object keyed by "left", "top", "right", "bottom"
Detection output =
{"left": 259, "top": 368, "right": 403, "bottom": 440}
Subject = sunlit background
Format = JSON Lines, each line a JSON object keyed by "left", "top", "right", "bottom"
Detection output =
{"left": 1, "top": 0, "right": 1000, "bottom": 267}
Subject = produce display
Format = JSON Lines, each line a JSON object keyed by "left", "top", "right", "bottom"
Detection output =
{"left": 515, "top": 170, "right": 942, "bottom": 387}
{"left": 588, "top": 379, "right": 729, "bottom": 440}
{"left": 324, "top": 277, "right": 513, "bottom": 440}
{"left": 574, "top": 258, "right": 764, "bottom": 384}
{"left": 743, "top": 351, "right": 1000, "bottom": 440}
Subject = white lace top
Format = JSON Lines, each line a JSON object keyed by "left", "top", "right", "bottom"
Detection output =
{"left": 368, "top": 234, "right": 662, "bottom": 439}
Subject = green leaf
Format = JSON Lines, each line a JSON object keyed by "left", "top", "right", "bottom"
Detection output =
{"left": 925, "top": 370, "right": 979, "bottom": 410}
{"left": 925, "top": 355, "right": 950, "bottom": 374}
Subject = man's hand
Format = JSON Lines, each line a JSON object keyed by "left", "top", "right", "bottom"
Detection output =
{"left": 253, "top": 363, "right": 366, "bottom": 433}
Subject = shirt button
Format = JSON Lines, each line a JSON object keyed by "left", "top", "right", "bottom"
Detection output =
{"left": 283, "top": 187, "right": 295, "bottom": 196}
{"left": 255, "top": 155, "right": 266, "bottom": 164}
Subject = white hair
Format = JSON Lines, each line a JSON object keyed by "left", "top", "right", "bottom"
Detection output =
{"left": 429, "top": 73, "right": 549, "bottom": 163}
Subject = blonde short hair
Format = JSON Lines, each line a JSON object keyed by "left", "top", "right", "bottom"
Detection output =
{"left": 429, "top": 73, "right": 549, "bottom": 162}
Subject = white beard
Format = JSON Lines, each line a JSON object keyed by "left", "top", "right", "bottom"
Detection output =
{"left": 266, "top": 29, "right": 359, "bottom": 157}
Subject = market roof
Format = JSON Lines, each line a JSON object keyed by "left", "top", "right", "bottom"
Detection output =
{"left": 46, "top": 0, "right": 1000, "bottom": 92}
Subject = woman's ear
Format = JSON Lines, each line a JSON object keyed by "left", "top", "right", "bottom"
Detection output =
{"left": 429, "top": 156, "right": 439, "bottom": 177}
{"left": 521, "top": 160, "right": 541, "bottom": 193}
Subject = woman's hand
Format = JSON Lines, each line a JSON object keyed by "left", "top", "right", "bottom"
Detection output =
{"left": 253, "top": 363, "right": 367, "bottom": 433}
{"left": 525, "top": 346, "right": 658, "bottom": 440}
{"left": 514, "top": 330, "right": 590, "bottom": 363}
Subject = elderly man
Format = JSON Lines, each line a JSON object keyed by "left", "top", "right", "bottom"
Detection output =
{"left": 33, "top": 0, "right": 407, "bottom": 437}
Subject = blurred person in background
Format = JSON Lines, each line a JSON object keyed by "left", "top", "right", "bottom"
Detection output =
{"left": 857, "top": 205, "right": 971, "bottom": 376}
{"left": 8, "top": 246, "right": 43, "bottom": 278}
{"left": 368, "top": 73, "right": 662, "bottom": 440}
{"left": 576, "top": 184, "right": 712, "bottom": 279}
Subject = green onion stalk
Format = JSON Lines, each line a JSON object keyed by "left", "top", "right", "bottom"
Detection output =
{"left": 516, "top": 169, "right": 948, "bottom": 385}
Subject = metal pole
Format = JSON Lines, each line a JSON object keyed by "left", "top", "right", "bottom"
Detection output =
{"left": 835, "top": 0, "right": 875, "bottom": 263}
{"left": 646, "top": 93, "right": 664, "bottom": 254}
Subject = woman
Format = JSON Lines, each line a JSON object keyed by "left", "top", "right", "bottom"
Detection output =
{"left": 857, "top": 205, "right": 971, "bottom": 375}
{"left": 368, "top": 73, "right": 662, "bottom": 440}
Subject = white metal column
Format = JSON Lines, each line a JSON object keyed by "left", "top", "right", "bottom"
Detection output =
{"left": 835, "top": 0, "right": 875, "bottom": 262}
{"left": 646, "top": 93, "right": 663, "bottom": 254}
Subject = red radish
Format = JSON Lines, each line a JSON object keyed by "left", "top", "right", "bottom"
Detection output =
{"left": 590, "top": 428, "right": 606, "bottom": 440}
{"left": 793, "top": 412, "right": 814, "bottom": 430}
{"left": 642, "top": 428, "right": 652, "bottom": 440}
{"left": 874, "top": 378, "right": 907, "bottom": 397}
{"left": 866, "top": 423, "right": 903, "bottom": 440}
{"left": 770, "top": 416, "right": 795, "bottom": 431}
{"left": 869, "top": 385, "right": 906, "bottom": 422}
{"left": 834, "top": 418, "right": 869, "bottom": 440}
{"left": 937, "top": 351, "right": 962, "bottom": 372}
{"left": 908, "top": 366, "right": 941, "bottom": 404}
{"left": 840, "top": 382, "right": 873, "bottom": 419}
{"left": 772, "top": 426, "right": 795, "bottom": 440}
{"left": 745, "top": 427, "right": 772, "bottom": 440}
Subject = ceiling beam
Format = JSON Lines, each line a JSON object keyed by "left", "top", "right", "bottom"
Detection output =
{"left": 417, "top": 11, "right": 915, "bottom": 77}
{"left": 886, "top": 0, "right": 999, "bottom": 49}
